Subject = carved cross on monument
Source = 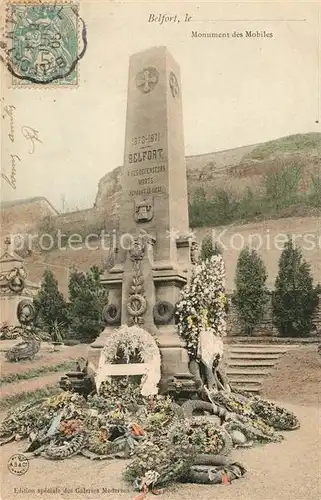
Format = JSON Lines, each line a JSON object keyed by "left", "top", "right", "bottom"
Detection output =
{"left": 169, "top": 72, "right": 179, "bottom": 98}
{"left": 136, "top": 67, "right": 159, "bottom": 93}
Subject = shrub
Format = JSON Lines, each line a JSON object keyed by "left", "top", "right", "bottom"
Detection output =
{"left": 272, "top": 237, "right": 320, "bottom": 337}
{"left": 188, "top": 187, "right": 211, "bottom": 227}
{"left": 68, "top": 265, "right": 108, "bottom": 342}
{"left": 264, "top": 162, "right": 302, "bottom": 209}
{"left": 232, "top": 247, "right": 269, "bottom": 335}
{"left": 33, "top": 270, "right": 69, "bottom": 337}
{"left": 308, "top": 173, "right": 321, "bottom": 207}
{"left": 200, "top": 234, "right": 222, "bottom": 261}
{"left": 237, "top": 187, "right": 264, "bottom": 220}
{"left": 188, "top": 152, "right": 319, "bottom": 227}
{"left": 211, "top": 188, "right": 238, "bottom": 224}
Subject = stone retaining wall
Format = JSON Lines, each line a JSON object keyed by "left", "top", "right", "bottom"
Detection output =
{"left": 226, "top": 292, "right": 321, "bottom": 337}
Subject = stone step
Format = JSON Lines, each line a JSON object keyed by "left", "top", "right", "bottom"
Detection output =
{"left": 226, "top": 347, "right": 289, "bottom": 355}
{"left": 227, "top": 352, "right": 288, "bottom": 358}
{"left": 226, "top": 368, "right": 270, "bottom": 376}
{"left": 226, "top": 337, "right": 318, "bottom": 345}
{"left": 228, "top": 376, "right": 265, "bottom": 384}
{"left": 227, "top": 360, "right": 277, "bottom": 368}
{"left": 227, "top": 353, "right": 281, "bottom": 360}
{"left": 224, "top": 343, "right": 288, "bottom": 396}
{"left": 227, "top": 343, "right": 295, "bottom": 349}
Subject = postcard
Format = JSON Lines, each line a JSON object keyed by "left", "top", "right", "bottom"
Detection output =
{"left": 0, "top": 1, "right": 320, "bottom": 500}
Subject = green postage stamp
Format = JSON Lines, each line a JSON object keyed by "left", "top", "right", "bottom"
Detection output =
{"left": 5, "top": 2, "right": 87, "bottom": 86}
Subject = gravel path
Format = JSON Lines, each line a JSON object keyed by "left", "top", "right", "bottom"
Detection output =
{"left": 261, "top": 346, "right": 321, "bottom": 406}
{"left": 1, "top": 372, "right": 66, "bottom": 398}
{"left": 0, "top": 344, "right": 88, "bottom": 377}
{"left": 1, "top": 401, "right": 320, "bottom": 500}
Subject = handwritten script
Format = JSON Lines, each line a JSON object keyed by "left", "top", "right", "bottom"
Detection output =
{"left": 2, "top": 154, "right": 21, "bottom": 189}
{"left": 3, "top": 105, "right": 15, "bottom": 142}
{"left": 21, "top": 126, "right": 42, "bottom": 154}
{"left": 1, "top": 100, "right": 42, "bottom": 190}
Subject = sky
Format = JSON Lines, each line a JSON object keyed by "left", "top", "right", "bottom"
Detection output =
{"left": 1, "top": 0, "right": 320, "bottom": 212}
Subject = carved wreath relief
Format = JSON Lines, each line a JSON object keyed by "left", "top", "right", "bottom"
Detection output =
{"left": 127, "top": 237, "right": 147, "bottom": 325}
{"left": 17, "top": 299, "right": 36, "bottom": 324}
{"left": 153, "top": 301, "right": 175, "bottom": 325}
{"left": 136, "top": 67, "right": 159, "bottom": 93}
{"left": 0, "top": 266, "right": 27, "bottom": 294}
{"left": 103, "top": 303, "right": 121, "bottom": 325}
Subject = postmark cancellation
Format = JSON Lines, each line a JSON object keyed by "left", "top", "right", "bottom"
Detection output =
{"left": 2, "top": 0, "right": 87, "bottom": 87}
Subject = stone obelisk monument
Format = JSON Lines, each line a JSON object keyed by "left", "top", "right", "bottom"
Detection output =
{"left": 90, "top": 46, "right": 195, "bottom": 394}
{"left": 119, "top": 46, "right": 189, "bottom": 256}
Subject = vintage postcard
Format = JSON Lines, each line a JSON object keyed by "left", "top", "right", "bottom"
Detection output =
{"left": 0, "top": 1, "right": 320, "bottom": 500}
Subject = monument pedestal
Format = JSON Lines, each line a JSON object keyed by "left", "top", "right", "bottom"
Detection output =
{"left": 88, "top": 235, "right": 196, "bottom": 394}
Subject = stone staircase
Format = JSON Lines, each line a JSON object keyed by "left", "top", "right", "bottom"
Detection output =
{"left": 224, "top": 343, "right": 298, "bottom": 394}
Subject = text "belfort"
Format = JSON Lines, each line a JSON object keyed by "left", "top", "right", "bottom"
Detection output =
{"left": 128, "top": 149, "right": 164, "bottom": 164}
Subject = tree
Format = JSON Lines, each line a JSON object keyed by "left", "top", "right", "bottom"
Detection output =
{"left": 189, "top": 187, "right": 210, "bottom": 227}
{"left": 200, "top": 234, "right": 222, "bottom": 262}
{"left": 272, "top": 237, "right": 320, "bottom": 337}
{"left": 232, "top": 247, "right": 269, "bottom": 335}
{"left": 33, "top": 269, "right": 69, "bottom": 337}
{"left": 68, "top": 265, "right": 108, "bottom": 342}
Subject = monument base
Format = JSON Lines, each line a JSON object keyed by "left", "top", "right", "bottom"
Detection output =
{"left": 87, "top": 323, "right": 196, "bottom": 397}
{"left": 93, "top": 233, "right": 197, "bottom": 396}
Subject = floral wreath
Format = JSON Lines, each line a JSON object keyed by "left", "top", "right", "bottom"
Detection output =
{"left": 168, "top": 417, "right": 227, "bottom": 455}
{"left": 95, "top": 325, "right": 161, "bottom": 397}
{"left": 176, "top": 254, "right": 227, "bottom": 358}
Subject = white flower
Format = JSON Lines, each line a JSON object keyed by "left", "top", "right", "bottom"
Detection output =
{"left": 176, "top": 255, "right": 227, "bottom": 355}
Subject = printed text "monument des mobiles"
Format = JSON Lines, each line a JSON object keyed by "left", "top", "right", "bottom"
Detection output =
{"left": 191, "top": 30, "right": 274, "bottom": 39}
